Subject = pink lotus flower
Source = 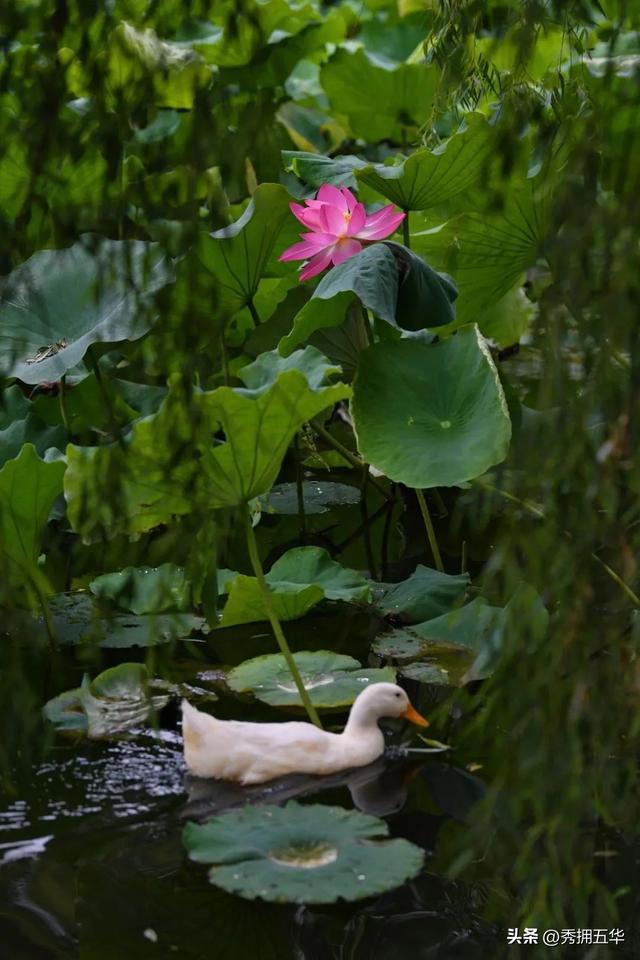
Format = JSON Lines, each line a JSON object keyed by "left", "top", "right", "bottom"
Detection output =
{"left": 279, "top": 184, "right": 405, "bottom": 281}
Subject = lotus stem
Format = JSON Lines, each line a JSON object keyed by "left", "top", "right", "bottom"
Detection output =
{"left": 86, "top": 346, "right": 117, "bottom": 434}
{"left": 30, "top": 573, "right": 57, "bottom": 650}
{"left": 360, "top": 305, "right": 375, "bottom": 348}
{"left": 416, "top": 488, "right": 444, "bottom": 572}
{"left": 294, "top": 433, "right": 306, "bottom": 542}
{"left": 310, "top": 419, "right": 394, "bottom": 503}
{"left": 402, "top": 210, "right": 410, "bottom": 249}
{"left": 58, "top": 375, "right": 71, "bottom": 433}
{"left": 247, "top": 298, "right": 262, "bottom": 328}
{"left": 243, "top": 504, "right": 322, "bottom": 727}
{"left": 360, "top": 466, "right": 378, "bottom": 580}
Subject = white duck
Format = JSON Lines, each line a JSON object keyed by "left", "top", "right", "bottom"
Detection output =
{"left": 182, "top": 682, "right": 428, "bottom": 785}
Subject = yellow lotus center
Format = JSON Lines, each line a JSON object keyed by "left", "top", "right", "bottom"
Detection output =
{"left": 343, "top": 210, "right": 351, "bottom": 222}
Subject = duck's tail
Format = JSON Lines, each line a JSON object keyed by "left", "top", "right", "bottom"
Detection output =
{"left": 181, "top": 700, "right": 214, "bottom": 752}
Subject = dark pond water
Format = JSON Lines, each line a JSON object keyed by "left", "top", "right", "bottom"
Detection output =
{"left": 1, "top": 488, "right": 638, "bottom": 960}
{"left": 0, "top": 713, "right": 497, "bottom": 959}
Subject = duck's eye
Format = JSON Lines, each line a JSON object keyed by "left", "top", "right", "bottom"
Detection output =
{"left": 395, "top": 692, "right": 401, "bottom": 698}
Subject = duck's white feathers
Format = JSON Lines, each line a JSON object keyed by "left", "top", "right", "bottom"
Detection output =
{"left": 181, "top": 697, "right": 386, "bottom": 784}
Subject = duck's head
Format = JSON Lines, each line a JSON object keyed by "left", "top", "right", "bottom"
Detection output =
{"left": 347, "top": 682, "right": 428, "bottom": 729}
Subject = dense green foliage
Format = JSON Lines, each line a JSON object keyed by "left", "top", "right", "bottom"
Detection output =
{"left": 1, "top": 0, "right": 639, "bottom": 950}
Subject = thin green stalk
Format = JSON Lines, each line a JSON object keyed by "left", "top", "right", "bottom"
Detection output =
{"left": 380, "top": 490, "right": 395, "bottom": 582}
{"left": 360, "top": 305, "right": 374, "bottom": 348}
{"left": 243, "top": 505, "right": 322, "bottom": 728}
{"left": 30, "top": 574, "right": 57, "bottom": 650}
{"left": 87, "top": 346, "right": 118, "bottom": 436}
{"left": 416, "top": 488, "right": 444, "bottom": 572}
{"left": 461, "top": 540, "right": 467, "bottom": 575}
{"left": 402, "top": 210, "right": 410, "bottom": 249}
{"left": 294, "top": 433, "right": 306, "bottom": 542}
{"left": 58, "top": 375, "right": 71, "bottom": 433}
{"left": 247, "top": 298, "right": 262, "bottom": 328}
{"left": 311, "top": 419, "right": 393, "bottom": 503}
{"left": 360, "top": 467, "right": 378, "bottom": 580}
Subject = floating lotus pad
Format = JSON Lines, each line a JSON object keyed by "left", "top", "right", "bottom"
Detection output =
{"left": 43, "top": 663, "right": 169, "bottom": 737}
{"left": 8, "top": 591, "right": 204, "bottom": 647}
{"left": 352, "top": 328, "right": 511, "bottom": 488}
{"left": 260, "top": 481, "right": 360, "bottom": 515}
{"left": 373, "top": 593, "right": 546, "bottom": 686}
{"left": 376, "top": 565, "right": 470, "bottom": 625}
{"left": 227, "top": 651, "right": 395, "bottom": 708}
{"left": 183, "top": 801, "right": 424, "bottom": 903}
{"left": 90, "top": 563, "right": 192, "bottom": 614}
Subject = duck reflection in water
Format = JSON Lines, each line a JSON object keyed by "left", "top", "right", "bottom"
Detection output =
{"left": 180, "top": 749, "right": 426, "bottom": 822}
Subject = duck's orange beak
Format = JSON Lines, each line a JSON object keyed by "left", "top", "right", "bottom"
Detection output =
{"left": 402, "top": 702, "right": 429, "bottom": 727}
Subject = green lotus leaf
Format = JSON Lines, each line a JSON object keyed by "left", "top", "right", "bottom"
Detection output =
{"left": 41, "top": 688, "right": 89, "bottom": 733}
{"left": 227, "top": 650, "right": 395, "bottom": 708}
{"left": 398, "top": 661, "right": 454, "bottom": 686}
{"left": 479, "top": 285, "right": 535, "bottom": 347}
{"left": 31, "top": 374, "right": 138, "bottom": 437}
{"left": 183, "top": 801, "right": 424, "bottom": 903}
{"left": 65, "top": 350, "right": 350, "bottom": 539}
{"left": 219, "top": 576, "right": 324, "bottom": 628}
{"left": 261, "top": 480, "right": 360, "bottom": 514}
{"left": 237, "top": 345, "right": 341, "bottom": 395}
{"left": 218, "top": 547, "right": 370, "bottom": 627}
{"left": 352, "top": 328, "right": 511, "bottom": 487}
{"left": 182, "top": 0, "right": 331, "bottom": 69}
{"left": 0, "top": 237, "right": 172, "bottom": 384}
{"left": 372, "top": 628, "right": 480, "bottom": 687}
{"left": 279, "top": 246, "right": 398, "bottom": 356}
{"left": 360, "top": 11, "right": 426, "bottom": 63}
{"left": 320, "top": 48, "right": 436, "bottom": 143}
{"left": 0, "top": 141, "right": 29, "bottom": 219}
{"left": 373, "top": 590, "right": 545, "bottom": 687}
{"left": 0, "top": 444, "right": 65, "bottom": 589}
{"left": 43, "top": 662, "right": 169, "bottom": 737}
{"left": 218, "top": 13, "right": 347, "bottom": 91}
{"left": 6, "top": 591, "right": 203, "bottom": 648}
{"left": 268, "top": 547, "right": 371, "bottom": 602}
{"left": 90, "top": 564, "right": 192, "bottom": 615}
{"left": 0, "top": 387, "right": 65, "bottom": 467}
{"left": 412, "top": 597, "right": 506, "bottom": 649}
{"left": 377, "top": 565, "right": 470, "bottom": 624}
{"left": 282, "top": 151, "right": 366, "bottom": 189}
{"left": 356, "top": 114, "right": 493, "bottom": 210}
{"left": 197, "top": 183, "right": 292, "bottom": 317}
{"left": 385, "top": 242, "right": 458, "bottom": 331}
{"left": 106, "top": 23, "right": 212, "bottom": 109}
{"left": 412, "top": 170, "right": 552, "bottom": 329}
{"left": 373, "top": 598, "right": 506, "bottom": 687}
